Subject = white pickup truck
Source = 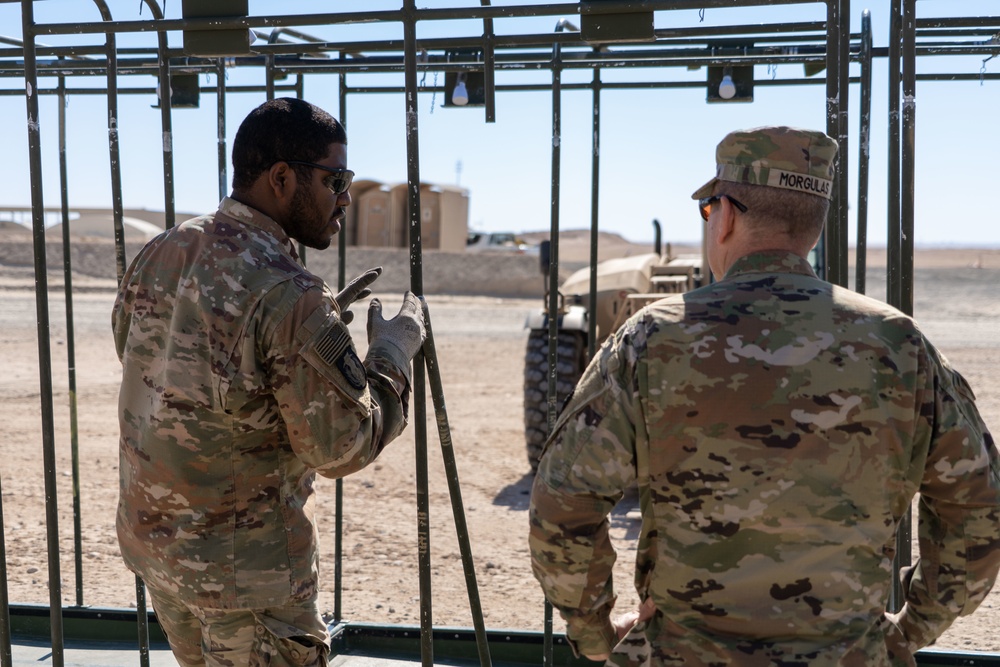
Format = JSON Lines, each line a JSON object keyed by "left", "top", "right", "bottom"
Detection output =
{"left": 465, "top": 231, "right": 537, "bottom": 254}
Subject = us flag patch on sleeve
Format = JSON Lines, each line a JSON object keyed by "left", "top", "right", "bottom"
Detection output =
{"left": 315, "top": 326, "right": 367, "bottom": 390}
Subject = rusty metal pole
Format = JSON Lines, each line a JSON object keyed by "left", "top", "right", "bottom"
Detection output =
{"left": 20, "top": 1, "right": 65, "bottom": 664}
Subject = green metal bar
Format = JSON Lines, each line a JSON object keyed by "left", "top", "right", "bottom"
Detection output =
{"left": 480, "top": 0, "right": 496, "bottom": 123}
{"left": 0, "top": 19, "right": 837, "bottom": 59}
{"left": 587, "top": 62, "right": 601, "bottom": 360}
{"left": 544, "top": 19, "right": 576, "bottom": 664}
{"left": 266, "top": 53, "right": 275, "bottom": 100}
{"left": 836, "top": 0, "right": 850, "bottom": 285}
{"left": 56, "top": 70, "right": 84, "bottom": 609}
{"left": 103, "top": 30, "right": 127, "bottom": 286}
{"left": 20, "top": 2, "right": 65, "bottom": 665}
{"left": 135, "top": 5, "right": 161, "bottom": 667}
{"left": 887, "top": 0, "right": 902, "bottom": 314}
{"left": 420, "top": 301, "right": 493, "bottom": 667}
{"left": 295, "top": 76, "right": 307, "bottom": 266}
{"left": 402, "top": 3, "right": 432, "bottom": 665}
{"left": 918, "top": 16, "right": 1000, "bottom": 29}
{"left": 855, "top": 10, "right": 872, "bottom": 295}
{"left": 133, "top": 579, "right": 151, "bottom": 667}
{"left": 901, "top": 0, "right": 916, "bottom": 319}
{"left": 334, "top": 69, "right": 348, "bottom": 627}
{"left": 1, "top": 474, "right": 11, "bottom": 667}
{"left": 886, "top": 0, "right": 905, "bottom": 616}
{"left": 29, "top": 2, "right": 829, "bottom": 37}
{"left": 156, "top": 30, "right": 176, "bottom": 229}
{"left": 822, "top": 0, "right": 840, "bottom": 285}
{"left": 216, "top": 59, "right": 227, "bottom": 201}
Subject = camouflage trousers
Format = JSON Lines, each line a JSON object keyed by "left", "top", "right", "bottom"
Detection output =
{"left": 147, "top": 587, "right": 331, "bottom": 667}
{"left": 602, "top": 612, "right": 915, "bottom": 667}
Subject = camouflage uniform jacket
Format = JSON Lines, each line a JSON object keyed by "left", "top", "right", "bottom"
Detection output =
{"left": 113, "top": 197, "right": 410, "bottom": 609}
{"left": 530, "top": 250, "right": 1000, "bottom": 666}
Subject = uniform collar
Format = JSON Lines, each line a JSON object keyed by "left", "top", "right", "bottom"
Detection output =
{"left": 723, "top": 250, "right": 818, "bottom": 280}
{"left": 217, "top": 196, "right": 300, "bottom": 262}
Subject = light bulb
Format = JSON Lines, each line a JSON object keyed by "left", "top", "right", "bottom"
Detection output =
{"left": 452, "top": 74, "right": 469, "bottom": 106}
{"left": 719, "top": 74, "right": 736, "bottom": 100}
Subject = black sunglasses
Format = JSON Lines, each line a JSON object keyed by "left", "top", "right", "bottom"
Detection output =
{"left": 699, "top": 195, "right": 748, "bottom": 221}
{"left": 283, "top": 160, "right": 355, "bottom": 195}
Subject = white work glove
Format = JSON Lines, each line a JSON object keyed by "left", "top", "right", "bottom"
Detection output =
{"left": 335, "top": 267, "right": 382, "bottom": 325}
{"left": 366, "top": 291, "right": 426, "bottom": 379}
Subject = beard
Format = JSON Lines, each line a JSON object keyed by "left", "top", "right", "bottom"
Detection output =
{"left": 286, "top": 183, "right": 334, "bottom": 250}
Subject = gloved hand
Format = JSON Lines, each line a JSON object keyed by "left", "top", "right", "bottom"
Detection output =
{"left": 335, "top": 266, "right": 382, "bottom": 325}
{"left": 366, "top": 292, "right": 426, "bottom": 378}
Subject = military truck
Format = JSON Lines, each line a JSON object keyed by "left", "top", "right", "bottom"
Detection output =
{"left": 522, "top": 221, "right": 706, "bottom": 471}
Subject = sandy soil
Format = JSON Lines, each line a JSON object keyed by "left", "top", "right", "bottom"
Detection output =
{"left": 1, "top": 238, "right": 999, "bottom": 655}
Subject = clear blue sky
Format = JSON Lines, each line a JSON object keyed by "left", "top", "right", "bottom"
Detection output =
{"left": 1, "top": 1, "right": 998, "bottom": 247}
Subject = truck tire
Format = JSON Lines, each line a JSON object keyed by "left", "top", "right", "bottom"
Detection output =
{"left": 523, "top": 329, "right": 587, "bottom": 473}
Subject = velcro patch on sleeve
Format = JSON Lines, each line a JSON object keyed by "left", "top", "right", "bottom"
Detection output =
{"left": 298, "top": 309, "right": 370, "bottom": 411}
{"left": 315, "top": 326, "right": 367, "bottom": 390}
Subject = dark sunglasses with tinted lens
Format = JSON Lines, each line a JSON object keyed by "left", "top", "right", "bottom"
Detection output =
{"left": 283, "top": 160, "right": 355, "bottom": 195}
{"left": 699, "top": 195, "right": 748, "bottom": 221}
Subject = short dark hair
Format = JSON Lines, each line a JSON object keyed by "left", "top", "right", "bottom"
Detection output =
{"left": 231, "top": 98, "right": 347, "bottom": 191}
{"left": 716, "top": 181, "right": 828, "bottom": 248}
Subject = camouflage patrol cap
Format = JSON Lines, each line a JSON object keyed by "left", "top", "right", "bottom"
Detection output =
{"left": 691, "top": 126, "right": 839, "bottom": 200}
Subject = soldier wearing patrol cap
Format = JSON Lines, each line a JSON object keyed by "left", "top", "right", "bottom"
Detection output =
{"left": 530, "top": 125, "right": 1000, "bottom": 666}
{"left": 113, "top": 97, "right": 425, "bottom": 667}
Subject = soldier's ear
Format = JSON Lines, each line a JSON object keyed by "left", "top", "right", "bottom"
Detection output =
{"left": 266, "top": 161, "right": 297, "bottom": 202}
{"left": 715, "top": 197, "right": 737, "bottom": 244}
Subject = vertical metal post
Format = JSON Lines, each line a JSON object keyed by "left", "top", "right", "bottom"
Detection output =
{"left": 217, "top": 59, "right": 227, "bottom": 202}
{"left": 543, "top": 21, "right": 573, "bottom": 667}
{"left": 854, "top": 9, "right": 872, "bottom": 294}
{"left": 20, "top": 2, "right": 65, "bottom": 664}
{"left": 57, "top": 71, "right": 84, "bottom": 608}
{"left": 403, "top": 2, "right": 431, "bottom": 665}
{"left": 896, "top": 0, "right": 918, "bottom": 608}
{"left": 836, "top": 0, "right": 850, "bottom": 285}
{"left": 1, "top": 474, "right": 13, "bottom": 667}
{"left": 886, "top": 0, "right": 906, "bottom": 615}
{"left": 887, "top": 0, "right": 903, "bottom": 312}
{"left": 264, "top": 28, "right": 281, "bottom": 101}
{"left": 129, "top": 6, "right": 162, "bottom": 665}
{"left": 266, "top": 52, "right": 275, "bottom": 100}
{"left": 823, "top": 0, "right": 842, "bottom": 286}
{"left": 900, "top": 0, "right": 916, "bottom": 318}
{"left": 156, "top": 30, "right": 176, "bottom": 229}
{"left": 295, "top": 75, "right": 308, "bottom": 266}
{"left": 587, "top": 63, "right": 601, "bottom": 359}
{"left": 480, "top": 0, "right": 496, "bottom": 123}
{"left": 855, "top": 10, "right": 872, "bottom": 295}
{"left": 333, "top": 69, "right": 348, "bottom": 626}
{"left": 104, "top": 28, "right": 127, "bottom": 282}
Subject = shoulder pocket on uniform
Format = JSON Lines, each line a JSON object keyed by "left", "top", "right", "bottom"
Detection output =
{"left": 297, "top": 309, "right": 370, "bottom": 413}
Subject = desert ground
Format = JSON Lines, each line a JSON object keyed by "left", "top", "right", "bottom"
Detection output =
{"left": 2, "top": 230, "right": 999, "bottom": 655}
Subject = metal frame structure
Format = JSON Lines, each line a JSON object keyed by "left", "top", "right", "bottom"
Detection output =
{"left": 1, "top": 1, "right": 999, "bottom": 666}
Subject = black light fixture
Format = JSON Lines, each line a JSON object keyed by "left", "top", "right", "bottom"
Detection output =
{"left": 443, "top": 49, "right": 486, "bottom": 108}
{"left": 182, "top": 0, "right": 252, "bottom": 57}
{"left": 580, "top": 0, "right": 654, "bottom": 43}
{"left": 707, "top": 65, "right": 754, "bottom": 103}
{"left": 152, "top": 73, "right": 201, "bottom": 109}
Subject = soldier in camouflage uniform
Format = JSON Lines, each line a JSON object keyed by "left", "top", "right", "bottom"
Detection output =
{"left": 113, "top": 97, "right": 426, "bottom": 667}
{"left": 529, "top": 125, "right": 1000, "bottom": 666}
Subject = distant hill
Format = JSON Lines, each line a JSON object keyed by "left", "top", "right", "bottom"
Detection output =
{"left": 519, "top": 229, "right": 698, "bottom": 264}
